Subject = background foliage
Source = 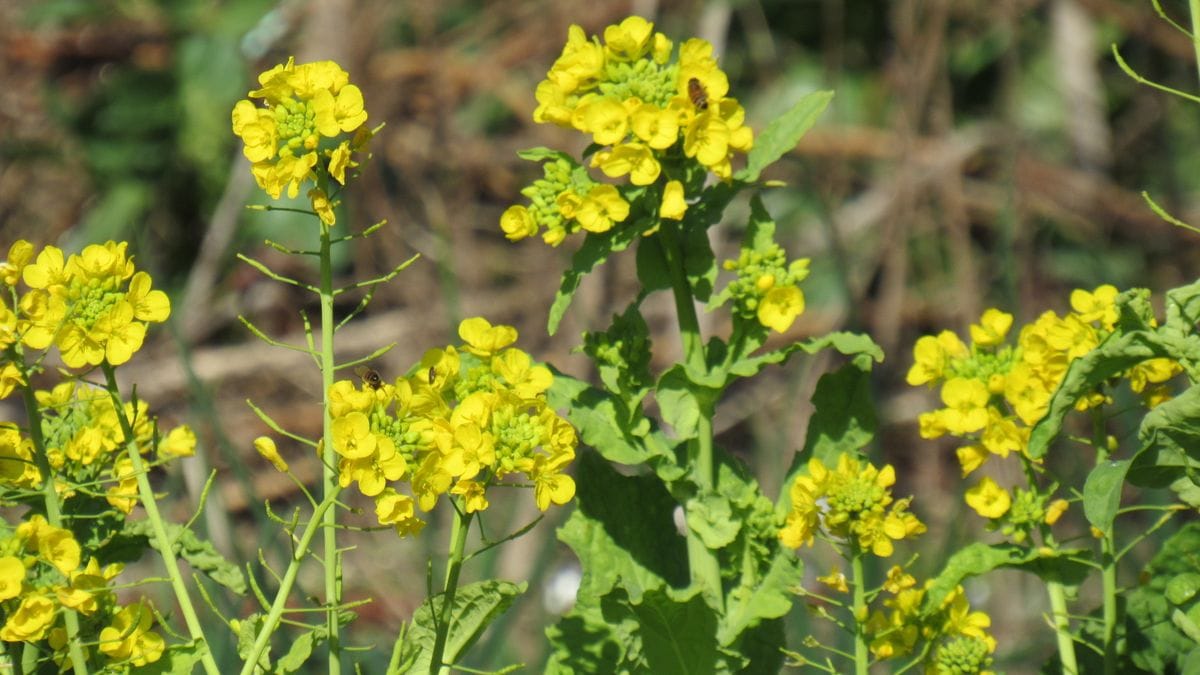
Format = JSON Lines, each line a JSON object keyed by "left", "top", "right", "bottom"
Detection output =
{"left": 2, "top": 0, "right": 1199, "bottom": 671}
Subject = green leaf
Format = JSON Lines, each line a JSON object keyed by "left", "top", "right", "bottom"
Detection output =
{"left": 548, "top": 370, "right": 670, "bottom": 467}
{"left": 922, "top": 543, "right": 1088, "bottom": 611}
{"left": 685, "top": 491, "right": 740, "bottom": 549}
{"left": 124, "top": 520, "right": 246, "bottom": 594}
{"left": 719, "top": 550, "right": 803, "bottom": 646}
{"left": 780, "top": 354, "right": 878, "bottom": 509}
{"left": 682, "top": 219, "right": 717, "bottom": 303}
{"left": 1028, "top": 330, "right": 1174, "bottom": 459}
{"left": 1138, "top": 383, "right": 1200, "bottom": 465}
{"left": 637, "top": 236, "right": 673, "bottom": 293}
{"left": 557, "top": 450, "right": 689, "bottom": 603}
{"left": 657, "top": 365, "right": 721, "bottom": 441}
{"left": 1127, "top": 523, "right": 1200, "bottom": 673}
{"left": 398, "top": 580, "right": 526, "bottom": 673}
{"left": 728, "top": 331, "right": 882, "bottom": 382}
{"left": 545, "top": 589, "right": 640, "bottom": 674}
{"left": 236, "top": 613, "right": 269, "bottom": 672}
{"left": 517, "top": 146, "right": 574, "bottom": 163}
{"left": 736, "top": 90, "right": 834, "bottom": 183}
{"left": 548, "top": 227, "right": 638, "bottom": 335}
{"left": 1082, "top": 459, "right": 1131, "bottom": 532}
{"left": 275, "top": 629, "right": 317, "bottom": 674}
{"left": 630, "top": 587, "right": 719, "bottom": 675}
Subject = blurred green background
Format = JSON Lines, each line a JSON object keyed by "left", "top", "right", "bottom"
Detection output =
{"left": 2, "top": 0, "right": 1199, "bottom": 671}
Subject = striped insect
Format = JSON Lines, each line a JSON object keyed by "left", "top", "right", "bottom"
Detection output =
{"left": 687, "top": 77, "right": 709, "bottom": 111}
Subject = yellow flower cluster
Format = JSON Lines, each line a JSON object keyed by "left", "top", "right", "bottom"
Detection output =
{"left": 907, "top": 287, "right": 1180, "bottom": 518}
{"left": 232, "top": 58, "right": 371, "bottom": 226}
{"left": 263, "top": 318, "right": 578, "bottom": 537}
{"left": 504, "top": 16, "right": 754, "bottom": 245}
{"left": 721, "top": 246, "right": 810, "bottom": 333}
{"left": 501, "top": 156, "right": 632, "bottom": 246}
{"left": 1, "top": 241, "right": 169, "bottom": 372}
{"left": 779, "top": 453, "right": 925, "bottom": 557}
{"left": 866, "top": 576, "right": 996, "bottom": 674}
{"left": 0, "top": 518, "right": 164, "bottom": 668}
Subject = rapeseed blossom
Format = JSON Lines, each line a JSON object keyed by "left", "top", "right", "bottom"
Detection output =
{"left": 232, "top": 58, "right": 372, "bottom": 226}
{"left": 504, "top": 16, "right": 754, "bottom": 245}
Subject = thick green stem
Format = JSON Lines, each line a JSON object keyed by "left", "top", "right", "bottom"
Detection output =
{"left": 851, "top": 551, "right": 869, "bottom": 675}
{"left": 1190, "top": 0, "right": 1200, "bottom": 90}
{"left": 430, "top": 503, "right": 473, "bottom": 675}
{"left": 1046, "top": 580, "right": 1078, "bottom": 675}
{"left": 319, "top": 221, "right": 342, "bottom": 675}
{"left": 20, "top": 382, "right": 89, "bottom": 675}
{"left": 1090, "top": 409, "right": 1118, "bottom": 675}
{"left": 237, "top": 488, "right": 343, "bottom": 675}
{"left": 100, "top": 363, "right": 220, "bottom": 675}
{"left": 656, "top": 222, "right": 723, "bottom": 610}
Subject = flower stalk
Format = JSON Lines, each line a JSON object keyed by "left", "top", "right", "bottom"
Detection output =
{"left": 851, "top": 550, "right": 868, "bottom": 675}
{"left": 318, "top": 211, "right": 343, "bottom": 675}
{"left": 430, "top": 501, "right": 473, "bottom": 675}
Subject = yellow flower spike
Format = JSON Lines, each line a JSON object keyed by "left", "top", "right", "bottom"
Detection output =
{"left": 660, "top": 180, "right": 687, "bottom": 220}
{"left": 969, "top": 308, "right": 1013, "bottom": 347}
{"left": 160, "top": 425, "right": 196, "bottom": 458}
{"left": 1, "top": 240, "right": 34, "bottom": 285}
{"left": 459, "top": 317, "right": 519, "bottom": 358}
{"left": 1045, "top": 498, "right": 1069, "bottom": 525}
{"left": 0, "top": 556, "right": 25, "bottom": 601}
{"left": 757, "top": 285, "right": 805, "bottom": 333}
{"left": 965, "top": 477, "right": 1011, "bottom": 519}
{"left": 254, "top": 436, "right": 289, "bottom": 473}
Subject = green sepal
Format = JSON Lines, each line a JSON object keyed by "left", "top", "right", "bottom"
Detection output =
{"left": 396, "top": 580, "right": 526, "bottom": 673}
{"left": 736, "top": 90, "right": 834, "bottom": 183}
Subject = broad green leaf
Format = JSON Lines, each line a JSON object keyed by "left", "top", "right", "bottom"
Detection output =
{"left": 548, "top": 370, "right": 668, "bottom": 467}
{"left": 1028, "top": 330, "right": 1172, "bottom": 459}
{"left": 398, "top": 580, "right": 526, "bottom": 673}
{"left": 781, "top": 354, "right": 878, "bottom": 509}
{"left": 1127, "top": 523, "right": 1200, "bottom": 673}
{"left": 728, "top": 331, "right": 882, "bottom": 382}
{"left": 736, "top": 90, "right": 834, "bottom": 183}
{"left": 682, "top": 219, "right": 717, "bottom": 302}
{"left": 545, "top": 589, "right": 640, "bottom": 674}
{"left": 124, "top": 520, "right": 246, "bottom": 594}
{"left": 139, "top": 641, "right": 207, "bottom": 675}
{"left": 558, "top": 450, "right": 689, "bottom": 602}
{"left": 276, "top": 629, "right": 317, "bottom": 674}
{"left": 629, "top": 587, "right": 719, "bottom": 675}
{"left": 1082, "top": 459, "right": 1131, "bottom": 532}
{"left": 685, "top": 491, "right": 740, "bottom": 549}
{"left": 922, "top": 543, "right": 1087, "bottom": 611}
{"left": 719, "top": 550, "right": 803, "bottom": 646}
{"left": 236, "top": 614, "right": 269, "bottom": 672}
{"left": 549, "top": 227, "right": 638, "bottom": 335}
{"left": 637, "top": 236, "right": 673, "bottom": 293}
{"left": 1138, "top": 384, "right": 1200, "bottom": 464}
{"left": 657, "top": 365, "right": 721, "bottom": 441}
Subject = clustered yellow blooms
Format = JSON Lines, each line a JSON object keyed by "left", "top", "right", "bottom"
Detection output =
{"left": 502, "top": 16, "right": 754, "bottom": 245}
{"left": 779, "top": 453, "right": 925, "bottom": 557}
{"left": 865, "top": 571, "right": 997, "bottom": 674}
{"left": 907, "top": 286, "right": 1180, "bottom": 521}
{"left": 260, "top": 317, "right": 577, "bottom": 536}
{"left": 1, "top": 240, "right": 169, "bottom": 372}
{"left": 721, "top": 246, "right": 810, "bottom": 333}
{"left": 0, "top": 518, "right": 164, "bottom": 667}
{"left": 232, "top": 58, "right": 372, "bottom": 227}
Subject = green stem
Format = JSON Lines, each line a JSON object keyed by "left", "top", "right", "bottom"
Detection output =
{"left": 430, "top": 503, "right": 473, "bottom": 675}
{"left": 1190, "top": 0, "right": 1200, "bottom": 90}
{"left": 1046, "top": 579, "right": 1078, "bottom": 675}
{"left": 319, "top": 218, "right": 342, "bottom": 675}
{"left": 237, "top": 488, "right": 343, "bottom": 675}
{"left": 1090, "top": 409, "right": 1117, "bottom": 675}
{"left": 851, "top": 551, "right": 868, "bottom": 675}
{"left": 19, "top": 380, "right": 89, "bottom": 675}
{"left": 656, "top": 221, "right": 723, "bottom": 610}
{"left": 100, "top": 363, "right": 220, "bottom": 675}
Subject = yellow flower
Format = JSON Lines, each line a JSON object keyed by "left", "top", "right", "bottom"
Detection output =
{"left": 955, "top": 444, "right": 989, "bottom": 476}
{"left": 106, "top": 458, "right": 139, "bottom": 514}
{"left": 254, "top": 436, "right": 289, "bottom": 472}
{"left": 500, "top": 204, "right": 538, "bottom": 241}
{"left": 883, "top": 566, "right": 916, "bottom": 594}
{"left": 1044, "top": 498, "right": 1069, "bottom": 525}
{"left": 1070, "top": 284, "right": 1118, "bottom": 326}
{"left": 816, "top": 567, "right": 849, "bottom": 593}
{"left": 579, "top": 97, "right": 629, "bottom": 146}
{"left": 965, "top": 477, "right": 1011, "bottom": 519}
{"left": 375, "top": 489, "right": 417, "bottom": 525}
{"left": 757, "top": 285, "right": 805, "bottom": 333}
{"left": 526, "top": 453, "right": 575, "bottom": 511}
{"left": 1, "top": 240, "right": 34, "bottom": 286}
{"left": 660, "top": 180, "right": 687, "bottom": 220}
{"left": 459, "top": 317, "right": 518, "bottom": 358}
{"left": 969, "top": 309, "right": 1013, "bottom": 347}
{"left": 604, "top": 16, "right": 655, "bottom": 61}
{"left": 631, "top": 103, "right": 679, "bottom": 149}
{"left": 906, "top": 330, "right": 968, "bottom": 386}
{"left": 451, "top": 479, "right": 489, "bottom": 513}
{"left": 684, "top": 111, "right": 730, "bottom": 168}
{"left": 592, "top": 143, "right": 661, "bottom": 185}
{"left": 574, "top": 184, "right": 630, "bottom": 233}
{"left": 0, "top": 594, "right": 56, "bottom": 642}
{"left": 160, "top": 425, "right": 196, "bottom": 458}
{"left": 939, "top": 378, "right": 990, "bottom": 435}
{"left": 492, "top": 348, "right": 553, "bottom": 399}
{"left": 332, "top": 412, "right": 377, "bottom": 460}
{"left": 309, "top": 187, "right": 336, "bottom": 227}
{"left": 545, "top": 25, "right": 606, "bottom": 94}
{"left": 99, "top": 603, "right": 164, "bottom": 666}
{"left": 39, "top": 525, "right": 81, "bottom": 575}
{"left": 0, "top": 556, "right": 26, "bottom": 601}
